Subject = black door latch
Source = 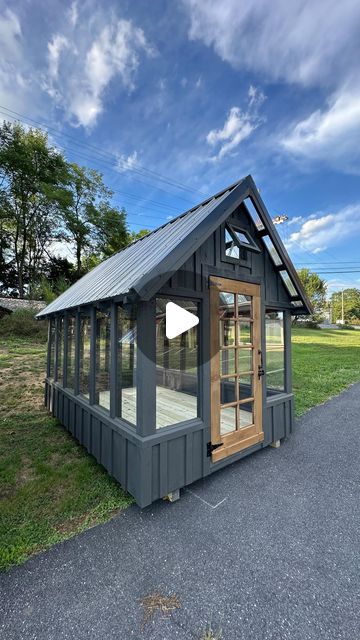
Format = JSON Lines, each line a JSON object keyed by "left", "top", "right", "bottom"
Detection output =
{"left": 258, "top": 349, "right": 265, "bottom": 379}
{"left": 207, "top": 441, "right": 223, "bottom": 457}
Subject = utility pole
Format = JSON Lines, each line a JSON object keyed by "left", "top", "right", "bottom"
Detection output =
{"left": 342, "top": 290, "right": 344, "bottom": 325}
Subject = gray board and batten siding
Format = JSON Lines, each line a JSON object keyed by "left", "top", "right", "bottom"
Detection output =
{"left": 40, "top": 175, "right": 310, "bottom": 508}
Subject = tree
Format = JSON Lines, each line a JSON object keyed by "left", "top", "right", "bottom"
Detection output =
{"left": 90, "top": 202, "right": 128, "bottom": 258}
{"left": 297, "top": 268, "right": 327, "bottom": 322}
{"left": 60, "top": 164, "right": 129, "bottom": 275}
{"left": 0, "top": 121, "right": 68, "bottom": 297}
{"left": 129, "top": 228, "right": 150, "bottom": 242}
{"left": 330, "top": 288, "right": 360, "bottom": 325}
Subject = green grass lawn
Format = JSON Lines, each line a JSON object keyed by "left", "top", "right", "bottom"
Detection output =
{"left": 292, "top": 327, "right": 360, "bottom": 415}
{"left": 1, "top": 327, "right": 360, "bottom": 572}
{"left": 0, "top": 337, "right": 133, "bottom": 572}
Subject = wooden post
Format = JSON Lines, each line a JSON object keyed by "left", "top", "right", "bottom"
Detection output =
{"left": 110, "top": 302, "right": 118, "bottom": 419}
{"left": 89, "top": 307, "right": 97, "bottom": 405}
{"left": 136, "top": 300, "right": 156, "bottom": 436}
{"left": 54, "top": 316, "right": 59, "bottom": 383}
{"left": 63, "top": 313, "right": 68, "bottom": 388}
{"left": 46, "top": 319, "right": 52, "bottom": 379}
{"left": 74, "top": 311, "right": 80, "bottom": 395}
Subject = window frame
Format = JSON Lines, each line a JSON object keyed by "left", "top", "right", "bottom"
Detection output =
{"left": 155, "top": 295, "right": 201, "bottom": 429}
{"left": 264, "top": 308, "right": 286, "bottom": 396}
{"left": 222, "top": 222, "right": 260, "bottom": 266}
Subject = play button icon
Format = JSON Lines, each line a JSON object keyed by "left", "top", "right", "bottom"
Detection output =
{"left": 166, "top": 301, "right": 199, "bottom": 340}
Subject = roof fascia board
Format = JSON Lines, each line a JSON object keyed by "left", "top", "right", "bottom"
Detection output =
{"left": 246, "top": 176, "right": 313, "bottom": 314}
{"left": 134, "top": 178, "right": 252, "bottom": 300}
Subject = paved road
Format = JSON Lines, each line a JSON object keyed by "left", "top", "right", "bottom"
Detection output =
{"left": 1, "top": 384, "right": 360, "bottom": 640}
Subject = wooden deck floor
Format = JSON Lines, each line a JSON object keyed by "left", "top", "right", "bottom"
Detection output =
{"left": 99, "top": 387, "right": 252, "bottom": 431}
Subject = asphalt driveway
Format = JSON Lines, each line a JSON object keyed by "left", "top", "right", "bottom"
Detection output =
{"left": 1, "top": 383, "right": 360, "bottom": 640}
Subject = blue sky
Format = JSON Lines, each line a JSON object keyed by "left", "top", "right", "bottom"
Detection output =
{"left": 1, "top": 0, "right": 360, "bottom": 293}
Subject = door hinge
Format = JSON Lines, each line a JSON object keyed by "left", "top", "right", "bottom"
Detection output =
{"left": 207, "top": 441, "right": 223, "bottom": 457}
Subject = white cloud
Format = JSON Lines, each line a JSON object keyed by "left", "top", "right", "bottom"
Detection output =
{"left": 45, "top": 18, "right": 155, "bottom": 127}
{"left": 69, "top": 2, "right": 78, "bottom": 27}
{"left": 116, "top": 150, "right": 139, "bottom": 173}
{"left": 48, "top": 35, "right": 69, "bottom": 80}
{"left": 281, "top": 89, "right": 360, "bottom": 170}
{"left": 0, "top": 7, "right": 37, "bottom": 113}
{"left": 0, "top": 8, "right": 21, "bottom": 58}
{"left": 183, "top": 0, "right": 360, "bottom": 88}
{"left": 248, "top": 85, "right": 265, "bottom": 109}
{"left": 207, "top": 107, "right": 256, "bottom": 159}
{"left": 286, "top": 204, "right": 360, "bottom": 254}
{"left": 206, "top": 86, "right": 265, "bottom": 160}
{"left": 287, "top": 215, "right": 304, "bottom": 226}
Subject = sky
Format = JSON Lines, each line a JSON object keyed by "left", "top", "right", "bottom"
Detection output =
{"left": 1, "top": 0, "right": 360, "bottom": 294}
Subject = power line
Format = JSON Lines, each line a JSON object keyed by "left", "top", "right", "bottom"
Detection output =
{"left": 0, "top": 104, "right": 206, "bottom": 198}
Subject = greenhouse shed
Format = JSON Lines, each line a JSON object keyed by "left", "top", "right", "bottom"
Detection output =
{"left": 37, "top": 175, "right": 311, "bottom": 507}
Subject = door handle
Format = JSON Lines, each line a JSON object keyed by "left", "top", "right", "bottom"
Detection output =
{"left": 258, "top": 349, "right": 265, "bottom": 379}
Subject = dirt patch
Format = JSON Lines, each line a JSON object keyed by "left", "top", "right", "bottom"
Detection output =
{"left": 139, "top": 592, "right": 181, "bottom": 629}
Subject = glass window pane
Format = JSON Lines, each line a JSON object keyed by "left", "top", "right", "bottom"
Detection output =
{"left": 279, "top": 271, "right": 298, "bottom": 297}
{"left": 48, "top": 319, "right": 55, "bottom": 379}
{"left": 220, "top": 406, "right": 236, "bottom": 435}
{"left": 237, "top": 348, "right": 253, "bottom": 373}
{"left": 57, "top": 317, "right": 64, "bottom": 384}
{"left": 118, "top": 305, "right": 137, "bottom": 425}
{"left": 221, "top": 377, "right": 236, "bottom": 404}
{"left": 79, "top": 311, "right": 91, "bottom": 398}
{"left": 225, "top": 228, "right": 239, "bottom": 259}
{"left": 220, "top": 319, "right": 235, "bottom": 346}
{"left": 233, "top": 229, "right": 250, "bottom": 246}
{"left": 237, "top": 321, "right": 251, "bottom": 344}
{"left": 244, "top": 198, "right": 264, "bottom": 231}
{"left": 239, "top": 403, "right": 254, "bottom": 428}
{"left": 265, "top": 311, "right": 285, "bottom": 393}
{"left": 219, "top": 292, "right": 235, "bottom": 319}
{"left": 237, "top": 295, "right": 251, "bottom": 318}
{"left": 156, "top": 298, "right": 198, "bottom": 428}
{"left": 221, "top": 349, "right": 236, "bottom": 375}
{"left": 66, "top": 315, "right": 76, "bottom": 391}
{"left": 96, "top": 309, "right": 111, "bottom": 411}
{"left": 239, "top": 374, "right": 253, "bottom": 400}
{"left": 263, "top": 235, "right": 283, "bottom": 266}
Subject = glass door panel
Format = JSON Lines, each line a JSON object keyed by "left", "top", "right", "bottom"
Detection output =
{"left": 210, "top": 277, "right": 264, "bottom": 462}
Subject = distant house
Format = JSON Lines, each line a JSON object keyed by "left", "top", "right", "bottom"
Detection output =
{"left": 0, "top": 297, "right": 46, "bottom": 319}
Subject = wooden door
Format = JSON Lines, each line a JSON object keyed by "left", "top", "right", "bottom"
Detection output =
{"left": 210, "top": 277, "right": 264, "bottom": 462}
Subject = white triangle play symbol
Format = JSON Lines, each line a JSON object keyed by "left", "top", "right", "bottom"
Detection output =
{"left": 166, "top": 301, "right": 199, "bottom": 340}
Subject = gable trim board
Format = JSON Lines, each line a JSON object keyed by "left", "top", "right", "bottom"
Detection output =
{"left": 37, "top": 175, "right": 312, "bottom": 318}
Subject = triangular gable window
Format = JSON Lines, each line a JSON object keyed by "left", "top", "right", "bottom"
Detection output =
{"left": 224, "top": 224, "right": 259, "bottom": 261}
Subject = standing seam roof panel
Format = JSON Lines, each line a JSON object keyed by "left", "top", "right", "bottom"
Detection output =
{"left": 37, "top": 189, "right": 233, "bottom": 316}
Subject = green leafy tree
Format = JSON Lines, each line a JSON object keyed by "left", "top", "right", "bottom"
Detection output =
{"left": 0, "top": 121, "right": 68, "bottom": 297}
{"left": 330, "top": 288, "right": 360, "bottom": 325}
{"left": 129, "top": 228, "right": 150, "bottom": 242}
{"left": 297, "top": 268, "right": 327, "bottom": 322}
{"left": 89, "top": 202, "right": 128, "bottom": 258}
{"left": 60, "top": 164, "right": 129, "bottom": 275}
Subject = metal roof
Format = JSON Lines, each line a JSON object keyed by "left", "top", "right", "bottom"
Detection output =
{"left": 37, "top": 182, "right": 240, "bottom": 317}
{"left": 37, "top": 175, "right": 312, "bottom": 318}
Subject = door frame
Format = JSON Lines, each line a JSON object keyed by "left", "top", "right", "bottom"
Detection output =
{"left": 210, "top": 276, "right": 264, "bottom": 462}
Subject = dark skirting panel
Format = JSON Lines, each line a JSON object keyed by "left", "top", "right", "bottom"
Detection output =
{"left": 45, "top": 380, "right": 294, "bottom": 508}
